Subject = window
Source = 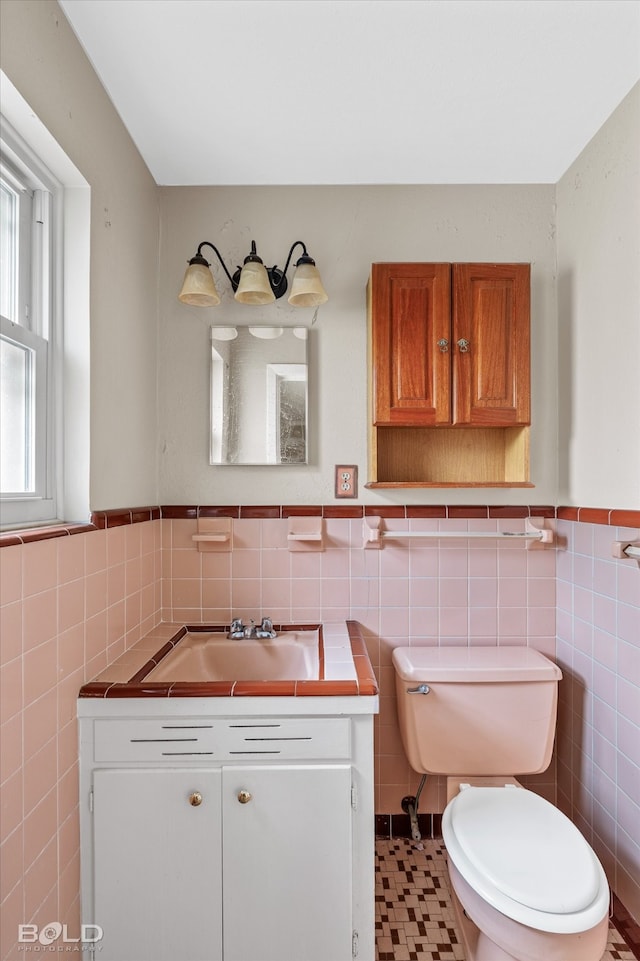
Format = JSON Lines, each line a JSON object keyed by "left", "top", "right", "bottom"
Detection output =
{"left": 0, "top": 118, "right": 60, "bottom": 527}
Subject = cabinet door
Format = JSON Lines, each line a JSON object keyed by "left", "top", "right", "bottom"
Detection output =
{"left": 92, "top": 768, "right": 222, "bottom": 961}
{"left": 370, "top": 263, "right": 452, "bottom": 425}
{"left": 453, "top": 263, "right": 530, "bottom": 425}
{"left": 222, "top": 764, "right": 353, "bottom": 961}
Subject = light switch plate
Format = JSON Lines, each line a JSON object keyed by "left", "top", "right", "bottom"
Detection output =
{"left": 335, "top": 465, "right": 358, "bottom": 498}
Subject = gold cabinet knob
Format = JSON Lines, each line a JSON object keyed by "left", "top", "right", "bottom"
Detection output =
{"left": 237, "top": 790, "right": 252, "bottom": 804}
{"left": 189, "top": 791, "right": 203, "bottom": 807}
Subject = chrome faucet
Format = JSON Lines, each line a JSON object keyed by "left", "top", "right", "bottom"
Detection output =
{"left": 229, "top": 617, "right": 246, "bottom": 639}
{"left": 256, "top": 616, "right": 276, "bottom": 639}
{"left": 228, "top": 616, "right": 277, "bottom": 640}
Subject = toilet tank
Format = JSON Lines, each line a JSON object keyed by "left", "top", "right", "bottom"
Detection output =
{"left": 392, "top": 647, "right": 562, "bottom": 776}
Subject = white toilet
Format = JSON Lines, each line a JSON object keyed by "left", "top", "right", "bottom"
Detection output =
{"left": 392, "top": 646, "right": 610, "bottom": 961}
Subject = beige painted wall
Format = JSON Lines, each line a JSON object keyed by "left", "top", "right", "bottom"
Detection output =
{"left": 159, "top": 184, "right": 558, "bottom": 505}
{"left": 3, "top": 2, "right": 637, "bottom": 516}
{"left": 1, "top": 0, "right": 160, "bottom": 514}
{"left": 557, "top": 82, "right": 640, "bottom": 510}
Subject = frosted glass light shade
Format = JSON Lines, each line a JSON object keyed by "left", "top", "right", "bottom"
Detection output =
{"left": 178, "top": 262, "right": 221, "bottom": 306}
{"left": 288, "top": 262, "right": 328, "bottom": 307}
{"left": 234, "top": 261, "right": 275, "bottom": 305}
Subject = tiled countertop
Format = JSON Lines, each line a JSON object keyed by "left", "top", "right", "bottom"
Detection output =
{"left": 79, "top": 620, "right": 378, "bottom": 699}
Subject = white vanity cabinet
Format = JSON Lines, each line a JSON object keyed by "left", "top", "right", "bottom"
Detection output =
{"left": 78, "top": 699, "right": 377, "bottom": 961}
{"left": 92, "top": 767, "right": 223, "bottom": 960}
{"left": 222, "top": 763, "right": 353, "bottom": 961}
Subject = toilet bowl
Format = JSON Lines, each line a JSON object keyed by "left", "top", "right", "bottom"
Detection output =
{"left": 391, "top": 646, "right": 611, "bottom": 961}
{"left": 442, "top": 783, "right": 610, "bottom": 961}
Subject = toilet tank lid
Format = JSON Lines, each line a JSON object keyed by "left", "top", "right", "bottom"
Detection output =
{"left": 392, "top": 646, "right": 562, "bottom": 683}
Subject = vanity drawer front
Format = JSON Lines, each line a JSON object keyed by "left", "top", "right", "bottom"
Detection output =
{"left": 92, "top": 717, "right": 351, "bottom": 762}
{"left": 94, "top": 719, "right": 217, "bottom": 762}
{"left": 221, "top": 718, "right": 351, "bottom": 760}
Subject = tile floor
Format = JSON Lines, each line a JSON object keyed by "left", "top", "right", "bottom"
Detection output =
{"left": 375, "top": 838, "right": 636, "bottom": 961}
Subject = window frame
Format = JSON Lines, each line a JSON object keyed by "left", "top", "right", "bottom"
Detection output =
{"left": 0, "top": 116, "right": 62, "bottom": 528}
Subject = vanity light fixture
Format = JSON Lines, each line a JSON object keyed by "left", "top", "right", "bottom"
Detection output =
{"left": 178, "top": 239, "right": 328, "bottom": 308}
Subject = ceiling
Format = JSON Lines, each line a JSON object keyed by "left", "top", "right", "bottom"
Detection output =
{"left": 58, "top": 0, "right": 640, "bottom": 186}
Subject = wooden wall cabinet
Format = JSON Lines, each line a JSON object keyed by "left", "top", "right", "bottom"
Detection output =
{"left": 367, "top": 262, "right": 532, "bottom": 487}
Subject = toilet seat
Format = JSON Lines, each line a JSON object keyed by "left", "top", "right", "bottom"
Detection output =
{"left": 442, "top": 786, "right": 610, "bottom": 934}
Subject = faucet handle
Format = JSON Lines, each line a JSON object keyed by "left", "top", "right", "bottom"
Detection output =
{"left": 257, "top": 616, "right": 276, "bottom": 638}
{"left": 230, "top": 617, "right": 244, "bottom": 632}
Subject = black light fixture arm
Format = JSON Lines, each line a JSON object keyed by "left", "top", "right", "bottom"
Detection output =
{"left": 280, "top": 240, "right": 312, "bottom": 276}
{"left": 269, "top": 241, "right": 316, "bottom": 299}
{"left": 191, "top": 241, "right": 238, "bottom": 291}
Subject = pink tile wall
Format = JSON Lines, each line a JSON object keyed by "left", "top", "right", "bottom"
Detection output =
{"left": 4, "top": 507, "right": 639, "bottom": 949}
{"left": 0, "top": 523, "right": 161, "bottom": 961}
{"left": 556, "top": 519, "right": 640, "bottom": 923}
{"left": 161, "top": 515, "right": 557, "bottom": 817}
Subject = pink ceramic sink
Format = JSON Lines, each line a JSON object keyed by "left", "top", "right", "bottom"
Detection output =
{"left": 146, "top": 629, "right": 320, "bottom": 682}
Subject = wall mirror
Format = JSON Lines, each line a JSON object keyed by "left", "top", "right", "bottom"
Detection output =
{"left": 210, "top": 325, "right": 309, "bottom": 465}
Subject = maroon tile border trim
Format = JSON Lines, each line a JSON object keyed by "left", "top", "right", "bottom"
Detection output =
{"left": 161, "top": 503, "right": 640, "bottom": 523}
{"left": 282, "top": 505, "right": 323, "bottom": 517}
{"left": 323, "top": 506, "right": 364, "bottom": 518}
{"left": 77, "top": 682, "right": 113, "bottom": 697}
{"left": 405, "top": 506, "right": 447, "bottom": 518}
{"left": 576, "top": 507, "right": 610, "bottom": 525}
{"left": 6, "top": 504, "right": 637, "bottom": 549}
{"left": 527, "top": 505, "right": 557, "bottom": 518}
{"left": 91, "top": 507, "right": 160, "bottom": 529}
{"left": 78, "top": 621, "right": 378, "bottom": 699}
{"left": 0, "top": 533, "right": 23, "bottom": 547}
{"left": 196, "top": 506, "right": 240, "bottom": 518}
{"left": 0, "top": 522, "right": 97, "bottom": 548}
{"left": 104, "top": 682, "right": 175, "bottom": 698}
{"left": 610, "top": 509, "right": 640, "bottom": 529}
{"left": 488, "top": 505, "right": 532, "bottom": 518}
{"left": 232, "top": 680, "right": 298, "bottom": 696}
{"left": 132, "top": 507, "right": 161, "bottom": 523}
{"left": 364, "top": 506, "right": 407, "bottom": 518}
{"left": 125, "top": 503, "right": 640, "bottom": 527}
{"left": 160, "top": 505, "right": 198, "bottom": 519}
{"left": 168, "top": 681, "right": 235, "bottom": 697}
{"left": 557, "top": 506, "right": 640, "bottom": 528}
{"left": 239, "top": 506, "right": 281, "bottom": 518}
{"left": 447, "top": 505, "right": 490, "bottom": 518}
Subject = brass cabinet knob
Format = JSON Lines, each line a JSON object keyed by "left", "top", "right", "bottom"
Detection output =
{"left": 457, "top": 338, "right": 470, "bottom": 353}
{"left": 237, "top": 790, "right": 252, "bottom": 804}
{"left": 189, "top": 791, "right": 203, "bottom": 807}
